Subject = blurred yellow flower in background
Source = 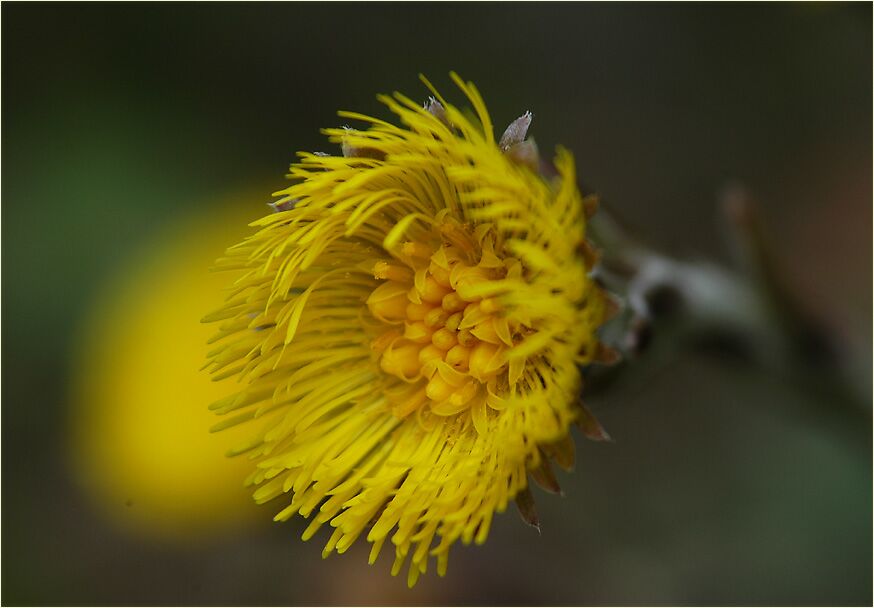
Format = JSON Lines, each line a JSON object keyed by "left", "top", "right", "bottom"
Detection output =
{"left": 69, "top": 195, "right": 266, "bottom": 542}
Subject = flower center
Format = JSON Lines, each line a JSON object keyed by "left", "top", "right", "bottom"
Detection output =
{"left": 366, "top": 219, "right": 522, "bottom": 418}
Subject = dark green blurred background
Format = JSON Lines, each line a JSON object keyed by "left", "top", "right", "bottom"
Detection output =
{"left": 3, "top": 3, "right": 871, "bottom": 605}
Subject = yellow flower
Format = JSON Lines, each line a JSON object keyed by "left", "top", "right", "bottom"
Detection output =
{"left": 70, "top": 198, "right": 264, "bottom": 541}
{"left": 204, "top": 73, "right": 612, "bottom": 586}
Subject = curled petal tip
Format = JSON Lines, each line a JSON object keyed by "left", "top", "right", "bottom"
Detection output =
{"left": 425, "top": 96, "right": 450, "bottom": 128}
{"left": 576, "top": 402, "right": 613, "bottom": 442}
{"left": 341, "top": 128, "right": 386, "bottom": 160}
{"left": 600, "top": 291, "right": 623, "bottom": 323}
{"left": 543, "top": 434, "right": 576, "bottom": 472}
{"left": 514, "top": 485, "right": 541, "bottom": 531}
{"left": 499, "top": 111, "right": 533, "bottom": 151}
{"left": 530, "top": 454, "right": 562, "bottom": 494}
{"left": 268, "top": 198, "right": 298, "bottom": 213}
{"left": 594, "top": 342, "right": 622, "bottom": 366}
{"left": 583, "top": 195, "right": 600, "bottom": 219}
{"left": 341, "top": 142, "right": 386, "bottom": 160}
{"left": 578, "top": 240, "right": 602, "bottom": 270}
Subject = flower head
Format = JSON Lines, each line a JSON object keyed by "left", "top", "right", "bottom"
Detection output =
{"left": 204, "top": 73, "right": 612, "bottom": 586}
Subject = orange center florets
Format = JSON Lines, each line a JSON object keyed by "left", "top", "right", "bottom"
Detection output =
{"left": 366, "top": 220, "right": 523, "bottom": 418}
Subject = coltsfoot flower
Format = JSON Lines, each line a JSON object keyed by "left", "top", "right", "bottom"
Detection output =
{"left": 204, "top": 73, "right": 614, "bottom": 586}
